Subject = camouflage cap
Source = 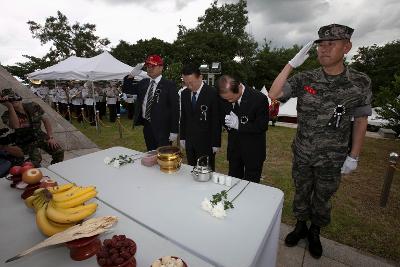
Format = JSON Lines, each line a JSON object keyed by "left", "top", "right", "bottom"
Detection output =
{"left": 0, "top": 88, "right": 22, "bottom": 100}
{"left": 315, "top": 23, "right": 354, "bottom": 43}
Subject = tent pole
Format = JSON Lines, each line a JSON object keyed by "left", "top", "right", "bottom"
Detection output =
{"left": 91, "top": 80, "right": 99, "bottom": 134}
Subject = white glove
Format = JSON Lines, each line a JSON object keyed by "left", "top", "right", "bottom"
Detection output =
{"left": 169, "top": 133, "right": 178, "bottom": 142}
{"left": 130, "top": 63, "right": 144, "bottom": 76}
{"left": 341, "top": 156, "right": 358, "bottom": 174}
{"left": 288, "top": 41, "right": 314, "bottom": 68}
{"left": 180, "top": 140, "right": 185, "bottom": 149}
{"left": 225, "top": 111, "right": 239, "bottom": 130}
{"left": 212, "top": 147, "right": 220, "bottom": 153}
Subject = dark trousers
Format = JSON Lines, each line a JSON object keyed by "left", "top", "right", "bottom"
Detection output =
{"left": 58, "top": 103, "right": 69, "bottom": 120}
{"left": 108, "top": 104, "right": 117, "bottom": 122}
{"left": 73, "top": 104, "right": 83, "bottom": 122}
{"left": 116, "top": 101, "right": 121, "bottom": 114}
{"left": 98, "top": 102, "right": 106, "bottom": 120}
{"left": 228, "top": 155, "right": 263, "bottom": 183}
{"left": 186, "top": 145, "right": 215, "bottom": 171}
{"left": 85, "top": 104, "right": 96, "bottom": 126}
{"left": 143, "top": 120, "right": 170, "bottom": 151}
{"left": 127, "top": 103, "right": 135, "bottom": 120}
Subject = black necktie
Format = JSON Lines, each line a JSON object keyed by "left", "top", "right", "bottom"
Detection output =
{"left": 145, "top": 80, "right": 155, "bottom": 121}
{"left": 233, "top": 101, "right": 240, "bottom": 114}
{"left": 191, "top": 91, "right": 197, "bottom": 110}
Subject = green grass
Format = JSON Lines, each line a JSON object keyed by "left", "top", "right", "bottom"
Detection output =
{"left": 72, "top": 115, "right": 400, "bottom": 262}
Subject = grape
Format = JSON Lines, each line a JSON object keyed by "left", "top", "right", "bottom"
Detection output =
{"left": 118, "top": 235, "right": 126, "bottom": 240}
{"left": 103, "top": 239, "right": 112, "bottom": 247}
{"left": 121, "top": 252, "right": 131, "bottom": 260}
{"left": 129, "top": 247, "right": 136, "bottom": 255}
{"left": 109, "top": 248, "right": 118, "bottom": 254}
{"left": 106, "top": 258, "right": 113, "bottom": 265}
{"left": 97, "top": 257, "right": 106, "bottom": 266}
{"left": 114, "top": 257, "right": 124, "bottom": 265}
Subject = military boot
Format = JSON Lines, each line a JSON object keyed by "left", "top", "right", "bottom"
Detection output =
{"left": 308, "top": 224, "right": 323, "bottom": 258}
{"left": 285, "top": 220, "right": 308, "bottom": 247}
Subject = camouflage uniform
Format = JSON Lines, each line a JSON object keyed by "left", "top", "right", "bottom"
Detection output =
{"left": 280, "top": 67, "right": 372, "bottom": 226}
{"left": 1, "top": 102, "right": 64, "bottom": 167}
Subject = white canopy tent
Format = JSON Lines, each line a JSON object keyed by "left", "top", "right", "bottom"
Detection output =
{"left": 27, "top": 51, "right": 148, "bottom": 81}
{"left": 27, "top": 56, "right": 88, "bottom": 80}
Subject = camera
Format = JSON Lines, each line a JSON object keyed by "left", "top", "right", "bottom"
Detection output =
{"left": 0, "top": 127, "right": 36, "bottom": 146}
{"left": 0, "top": 96, "right": 21, "bottom": 103}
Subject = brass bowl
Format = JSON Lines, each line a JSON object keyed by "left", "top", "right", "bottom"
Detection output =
{"left": 157, "top": 146, "right": 182, "bottom": 173}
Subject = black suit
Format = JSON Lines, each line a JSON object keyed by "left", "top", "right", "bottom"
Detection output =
{"left": 220, "top": 86, "right": 269, "bottom": 183}
{"left": 123, "top": 76, "right": 179, "bottom": 151}
{"left": 180, "top": 84, "right": 221, "bottom": 170}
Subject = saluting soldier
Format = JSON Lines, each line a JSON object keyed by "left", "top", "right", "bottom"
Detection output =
{"left": 217, "top": 75, "right": 269, "bottom": 183}
{"left": 69, "top": 82, "right": 83, "bottom": 122}
{"left": 269, "top": 24, "right": 372, "bottom": 259}
{"left": 180, "top": 64, "right": 221, "bottom": 171}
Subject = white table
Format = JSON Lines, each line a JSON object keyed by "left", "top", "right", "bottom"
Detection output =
{"left": 0, "top": 168, "right": 212, "bottom": 267}
{"left": 49, "top": 147, "right": 284, "bottom": 267}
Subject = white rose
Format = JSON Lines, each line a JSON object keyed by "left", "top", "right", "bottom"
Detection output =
{"left": 113, "top": 159, "right": 120, "bottom": 168}
{"left": 201, "top": 198, "right": 213, "bottom": 213}
{"left": 211, "top": 202, "right": 227, "bottom": 219}
{"left": 104, "top": 157, "right": 112, "bottom": 164}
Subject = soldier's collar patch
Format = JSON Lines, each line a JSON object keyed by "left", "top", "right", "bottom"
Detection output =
{"left": 304, "top": 85, "right": 317, "bottom": 95}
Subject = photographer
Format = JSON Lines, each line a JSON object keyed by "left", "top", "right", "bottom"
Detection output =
{"left": 0, "top": 141, "right": 24, "bottom": 177}
{"left": 0, "top": 88, "right": 64, "bottom": 167}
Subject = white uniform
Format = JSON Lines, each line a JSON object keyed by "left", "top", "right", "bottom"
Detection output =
{"left": 69, "top": 86, "right": 83, "bottom": 105}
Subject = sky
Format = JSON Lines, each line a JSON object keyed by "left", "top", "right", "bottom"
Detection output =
{"left": 1, "top": 0, "right": 399, "bottom": 66}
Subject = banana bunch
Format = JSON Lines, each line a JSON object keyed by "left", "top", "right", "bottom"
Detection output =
{"left": 24, "top": 188, "right": 50, "bottom": 212}
{"left": 31, "top": 183, "right": 98, "bottom": 237}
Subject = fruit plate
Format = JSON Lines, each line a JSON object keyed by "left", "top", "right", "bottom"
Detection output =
{"left": 151, "top": 256, "right": 188, "bottom": 267}
{"left": 97, "top": 235, "right": 137, "bottom": 267}
{"left": 65, "top": 235, "right": 102, "bottom": 261}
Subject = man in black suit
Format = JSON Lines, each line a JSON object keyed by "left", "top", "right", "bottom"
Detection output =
{"left": 180, "top": 64, "right": 221, "bottom": 171}
{"left": 217, "top": 75, "right": 269, "bottom": 183}
{"left": 122, "top": 55, "right": 179, "bottom": 151}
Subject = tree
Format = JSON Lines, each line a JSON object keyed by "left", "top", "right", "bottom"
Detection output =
{"left": 173, "top": 0, "right": 257, "bottom": 85}
{"left": 375, "top": 74, "right": 400, "bottom": 135}
{"left": 27, "top": 11, "right": 110, "bottom": 59}
{"left": 253, "top": 41, "right": 319, "bottom": 90}
{"left": 111, "top": 38, "right": 172, "bottom": 66}
{"left": 351, "top": 40, "right": 400, "bottom": 104}
{"left": 5, "top": 11, "right": 110, "bottom": 81}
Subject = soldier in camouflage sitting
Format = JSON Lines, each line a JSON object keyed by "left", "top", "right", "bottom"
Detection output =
{"left": 269, "top": 24, "right": 372, "bottom": 258}
{"left": 0, "top": 88, "right": 64, "bottom": 167}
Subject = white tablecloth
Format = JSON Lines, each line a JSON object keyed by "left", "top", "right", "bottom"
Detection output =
{"left": 49, "top": 147, "right": 284, "bottom": 267}
{"left": 0, "top": 168, "right": 212, "bottom": 267}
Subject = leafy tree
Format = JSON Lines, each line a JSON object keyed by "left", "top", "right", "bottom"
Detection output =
{"left": 253, "top": 41, "right": 319, "bottom": 90}
{"left": 375, "top": 74, "right": 400, "bottom": 134}
{"left": 111, "top": 38, "right": 172, "bottom": 66}
{"left": 351, "top": 40, "right": 400, "bottom": 103}
{"left": 5, "top": 11, "right": 110, "bottom": 81}
{"left": 27, "top": 11, "right": 110, "bottom": 59}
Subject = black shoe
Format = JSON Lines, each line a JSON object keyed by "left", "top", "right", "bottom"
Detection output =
{"left": 285, "top": 220, "right": 308, "bottom": 247}
{"left": 308, "top": 224, "right": 323, "bottom": 258}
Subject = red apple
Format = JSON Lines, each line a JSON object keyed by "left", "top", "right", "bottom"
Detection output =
{"left": 9, "top": 165, "right": 22, "bottom": 176}
{"left": 22, "top": 168, "right": 43, "bottom": 184}
{"left": 22, "top": 161, "right": 35, "bottom": 168}
{"left": 20, "top": 165, "right": 34, "bottom": 175}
